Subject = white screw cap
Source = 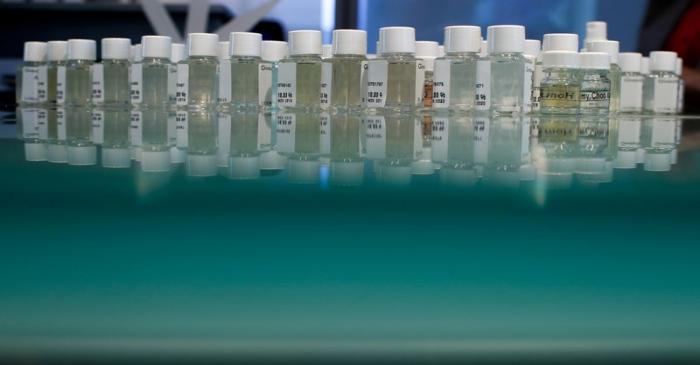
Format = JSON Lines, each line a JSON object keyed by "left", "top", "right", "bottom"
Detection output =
{"left": 131, "top": 44, "right": 143, "bottom": 62}
{"left": 649, "top": 51, "right": 677, "bottom": 72}
{"left": 415, "top": 40, "right": 439, "bottom": 71}
{"left": 579, "top": 52, "right": 610, "bottom": 70}
{"left": 586, "top": 40, "right": 619, "bottom": 63}
{"left": 641, "top": 57, "right": 649, "bottom": 75}
{"left": 585, "top": 21, "right": 607, "bottom": 42}
{"left": 67, "top": 39, "right": 96, "bottom": 61}
{"left": 487, "top": 25, "right": 525, "bottom": 54}
{"left": 101, "top": 38, "right": 131, "bottom": 60}
{"left": 170, "top": 43, "right": 185, "bottom": 63}
{"left": 217, "top": 41, "right": 230, "bottom": 60}
{"left": 289, "top": 30, "right": 322, "bottom": 55}
{"left": 542, "top": 33, "right": 579, "bottom": 52}
{"left": 444, "top": 26, "right": 481, "bottom": 53}
{"left": 188, "top": 33, "right": 218, "bottom": 57}
{"left": 23, "top": 41, "right": 47, "bottom": 62}
{"left": 230, "top": 32, "right": 262, "bottom": 57}
{"left": 141, "top": 36, "right": 171, "bottom": 59}
{"left": 379, "top": 26, "right": 416, "bottom": 54}
{"left": 542, "top": 51, "right": 579, "bottom": 68}
{"left": 524, "top": 39, "right": 541, "bottom": 58}
{"left": 332, "top": 29, "right": 367, "bottom": 55}
{"left": 261, "top": 40, "right": 288, "bottom": 62}
{"left": 618, "top": 52, "right": 642, "bottom": 73}
{"left": 47, "top": 41, "right": 67, "bottom": 62}
{"left": 437, "top": 45, "right": 445, "bottom": 57}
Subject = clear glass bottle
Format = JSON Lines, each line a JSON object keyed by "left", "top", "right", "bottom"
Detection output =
{"left": 330, "top": 29, "right": 367, "bottom": 113}
{"left": 181, "top": 33, "right": 218, "bottom": 109}
{"left": 65, "top": 106, "right": 97, "bottom": 166}
{"left": 19, "top": 41, "right": 48, "bottom": 106}
{"left": 432, "top": 26, "right": 480, "bottom": 112}
{"left": 230, "top": 32, "right": 263, "bottom": 110}
{"left": 101, "top": 107, "right": 132, "bottom": 168}
{"left": 278, "top": 30, "right": 323, "bottom": 111}
{"left": 46, "top": 41, "right": 67, "bottom": 105}
{"left": 618, "top": 52, "right": 644, "bottom": 114}
{"left": 578, "top": 52, "right": 611, "bottom": 115}
{"left": 141, "top": 108, "right": 171, "bottom": 172}
{"left": 261, "top": 41, "right": 288, "bottom": 111}
{"left": 487, "top": 25, "right": 526, "bottom": 114}
{"left": 539, "top": 51, "right": 580, "bottom": 115}
{"left": 65, "top": 39, "right": 96, "bottom": 107}
{"left": 373, "top": 26, "right": 419, "bottom": 113}
{"left": 587, "top": 40, "right": 621, "bottom": 113}
{"left": 140, "top": 35, "right": 172, "bottom": 109}
{"left": 643, "top": 51, "right": 679, "bottom": 114}
{"left": 415, "top": 41, "right": 438, "bottom": 109}
{"left": 95, "top": 38, "right": 131, "bottom": 107}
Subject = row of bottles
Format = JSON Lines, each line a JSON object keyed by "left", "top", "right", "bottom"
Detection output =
{"left": 18, "top": 21, "right": 685, "bottom": 116}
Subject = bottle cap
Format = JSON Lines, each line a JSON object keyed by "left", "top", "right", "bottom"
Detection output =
{"left": 444, "top": 25, "right": 481, "bottom": 53}
{"left": 288, "top": 159, "right": 320, "bottom": 184}
{"left": 415, "top": 40, "right": 439, "bottom": 71}
{"left": 332, "top": 29, "right": 367, "bottom": 55}
{"left": 141, "top": 150, "right": 171, "bottom": 172}
{"left": 288, "top": 30, "right": 322, "bottom": 55}
{"left": 579, "top": 52, "right": 610, "bottom": 70}
{"left": 330, "top": 161, "right": 363, "bottom": 186}
{"left": 259, "top": 150, "right": 287, "bottom": 170}
{"left": 644, "top": 151, "right": 671, "bottom": 172}
{"left": 101, "top": 38, "right": 131, "bottom": 60}
{"left": 523, "top": 39, "right": 541, "bottom": 58}
{"left": 585, "top": 21, "right": 607, "bottom": 42}
{"left": 217, "top": 41, "right": 230, "bottom": 60}
{"left": 230, "top": 32, "right": 262, "bottom": 57}
{"left": 102, "top": 148, "right": 130, "bottom": 168}
{"left": 614, "top": 150, "right": 636, "bottom": 169}
{"left": 187, "top": 154, "right": 217, "bottom": 177}
{"left": 261, "top": 41, "right": 288, "bottom": 62}
{"left": 23, "top": 41, "right": 47, "bottom": 62}
{"left": 487, "top": 25, "right": 525, "bottom": 54}
{"left": 170, "top": 43, "right": 186, "bottom": 63}
{"left": 141, "top": 35, "right": 171, "bottom": 59}
{"left": 676, "top": 58, "right": 683, "bottom": 75}
{"left": 187, "top": 33, "right": 218, "bottom": 57}
{"left": 131, "top": 44, "right": 143, "bottom": 62}
{"left": 67, "top": 145, "right": 97, "bottom": 166}
{"left": 542, "top": 33, "right": 579, "bottom": 52}
{"left": 47, "top": 41, "right": 67, "bottom": 61}
{"left": 649, "top": 51, "right": 677, "bottom": 72}
{"left": 586, "top": 40, "right": 619, "bottom": 64}
{"left": 618, "top": 52, "right": 642, "bottom": 73}
{"left": 24, "top": 142, "right": 47, "bottom": 161}
{"left": 379, "top": 26, "right": 416, "bottom": 54}
{"left": 641, "top": 57, "right": 649, "bottom": 75}
{"left": 542, "top": 51, "right": 579, "bottom": 68}
{"left": 67, "top": 39, "right": 96, "bottom": 61}
{"left": 228, "top": 156, "right": 260, "bottom": 180}
{"left": 47, "top": 144, "right": 68, "bottom": 163}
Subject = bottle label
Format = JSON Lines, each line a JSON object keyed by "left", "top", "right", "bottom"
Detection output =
{"left": 259, "top": 62, "right": 273, "bottom": 107}
{"left": 320, "top": 61, "right": 332, "bottom": 109}
{"left": 365, "top": 59, "right": 388, "bottom": 108}
{"left": 91, "top": 64, "right": 104, "bottom": 103}
{"left": 21, "top": 66, "right": 48, "bottom": 103}
{"left": 91, "top": 109, "right": 104, "bottom": 144}
{"left": 415, "top": 60, "right": 426, "bottom": 106}
{"left": 56, "top": 66, "right": 66, "bottom": 104}
{"left": 218, "top": 59, "right": 231, "bottom": 103}
{"left": 20, "top": 107, "right": 48, "bottom": 139}
{"left": 522, "top": 61, "right": 534, "bottom": 113}
{"left": 130, "top": 110, "right": 142, "bottom": 146}
{"left": 475, "top": 59, "right": 490, "bottom": 111}
{"left": 652, "top": 78, "right": 678, "bottom": 112}
{"left": 175, "top": 111, "right": 188, "bottom": 148}
{"left": 130, "top": 63, "right": 142, "bottom": 103}
{"left": 432, "top": 59, "right": 450, "bottom": 108}
{"left": 362, "top": 115, "right": 386, "bottom": 159}
{"left": 429, "top": 116, "right": 448, "bottom": 162}
{"left": 55, "top": 108, "right": 66, "bottom": 141}
{"left": 320, "top": 112, "right": 330, "bottom": 155}
{"left": 360, "top": 61, "right": 369, "bottom": 106}
{"left": 176, "top": 63, "right": 189, "bottom": 106}
{"left": 473, "top": 116, "right": 489, "bottom": 165}
{"left": 540, "top": 85, "right": 580, "bottom": 108}
{"left": 257, "top": 113, "right": 273, "bottom": 150}
{"left": 620, "top": 75, "right": 643, "bottom": 112}
{"left": 531, "top": 63, "right": 543, "bottom": 110}
{"left": 217, "top": 113, "right": 231, "bottom": 167}
{"left": 168, "top": 64, "right": 178, "bottom": 104}
{"left": 580, "top": 88, "right": 610, "bottom": 109}
{"left": 277, "top": 63, "right": 297, "bottom": 107}
{"left": 275, "top": 112, "right": 296, "bottom": 153}
{"left": 167, "top": 111, "right": 177, "bottom": 145}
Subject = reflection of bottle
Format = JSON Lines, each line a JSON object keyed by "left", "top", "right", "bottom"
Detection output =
{"left": 101, "top": 108, "right": 131, "bottom": 168}
{"left": 575, "top": 117, "right": 612, "bottom": 185}
{"left": 330, "top": 29, "right": 367, "bottom": 113}
{"left": 186, "top": 109, "right": 218, "bottom": 176}
{"left": 433, "top": 26, "right": 480, "bottom": 112}
{"left": 46, "top": 41, "right": 67, "bottom": 105}
{"left": 540, "top": 51, "right": 580, "bottom": 115}
{"left": 278, "top": 30, "right": 323, "bottom": 111}
{"left": 534, "top": 116, "right": 579, "bottom": 190}
{"left": 375, "top": 114, "right": 416, "bottom": 186}
{"left": 579, "top": 52, "right": 611, "bottom": 115}
{"left": 65, "top": 39, "right": 96, "bottom": 107}
{"left": 19, "top": 107, "right": 48, "bottom": 161}
{"left": 180, "top": 33, "right": 218, "bottom": 109}
{"left": 441, "top": 116, "right": 478, "bottom": 187}
{"left": 485, "top": 116, "right": 523, "bottom": 188}
{"left": 643, "top": 51, "right": 679, "bottom": 115}
{"left": 46, "top": 107, "right": 67, "bottom": 163}
{"left": 230, "top": 32, "right": 262, "bottom": 111}
{"left": 141, "top": 36, "right": 172, "bottom": 108}
{"left": 587, "top": 40, "right": 621, "bottom": 113}
{"left": 19, "top": 42, "right": 48, "bottom": 106}
{"left": 260, "top": 41, "right": 288, "bottom": 112}
{"left": 641, "top": 116, "right": 676, "bottom": 172}
{"left": 275, "top": 112, "right": 322, "bottom": 184}
{"left": 329, "top": 114, "right": 364, "bottom": 186}
{"left": 65, "top": 107, "right": 96, "bottom": 166}
{"left": 618, "top": 53, "right": 644, "bottom": 114}
{"left": 614, "top": 116, "right": 641, "bottom": 169}
{"left": 488, "top": 25, "right": 526, "bottom": 115}
{"left": 415, "top": 41, "right": 438, "bottom": 109}
{"left": 141, "top": 108, "right": 171, "bottom": 172}
{"left": 228, "top": 112, "right": 261, "bottom": 180}
{"left": 94, "top": 38, "right": 131, "bottom": 107}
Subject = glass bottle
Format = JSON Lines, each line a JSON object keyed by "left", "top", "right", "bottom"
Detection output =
{"left": 432, "top": 26, "right": 480, "bottom": 112}
{"left": 19, "top": 41, "right": 48, "bottom": 106}
{"left": 539, "top": 51, "right": 580, "bottom": 115}
{"left": 179, "top": 33, "right": 218, "bottom": 109}
{"left": 230, "top": 32, "right": 263, "bottom": 110}
{"left": 140, "top": 35, "right": 172, "bottom": 109}
{"left": 330, "top": 29, "right": 367, "bottom": 113}
{"left": 46, "top": 41, "right": 67, "bottom": 105}
{"left": 94, "top": 38, "right": 131, "bottom": 108}
{"left": 578, "top": 52, "right": 611, "bottom": 115}
{"left": 487, "top": 25, "right": 526, "bottom": 114}
{"left": 278, "top": 30, "right": 323, "bottom": 111}
{"left": 643, "top": 51, "right": 679, "bottom": 114}
{"left": 618, "top": 52, "right": 644, "bottom": 114}
{"left": 261, "top": 41, "right": 288, "bottom": 111}
{"left": 415, "top": 41, "right": 438, "bottom": 109}
{"left": 587, "top": 40, "right": 621, "bottom": 113}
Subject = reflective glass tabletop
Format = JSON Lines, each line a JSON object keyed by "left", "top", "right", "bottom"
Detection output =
{"left": 2, "top": 106, "right": 700, "bottom": 363}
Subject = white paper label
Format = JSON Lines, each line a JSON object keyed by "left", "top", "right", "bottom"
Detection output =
{"left": 320, "top": 112, "right": 330, "bottom": 154}
{"left": 363, "top": 115, "right": 386, "bottom": 159}
{"left": 360, "top": 61, "right": 369, "bottom": 106}
{"left": 218, "top": 59, "right": 231, "bottom": 103}
{"left": 531, "top": 63, "right": 543, "bottom": 110}
{"left": 620, "top": 75, "right": 643, "bottom": 112}
{"left": 415, "top": 60, "right": 426, "bottom": 106}
{"left": 21, "top": 108, "right": 47, "bottom": 139}
{"left": 430, "top": 116, "right": 448, "bottom": 163}
{"left": 91, "top": 64, "right": 104, "bottom": 103}
{"left": 257, "top": 113, "right": 273, "bottom": 150}
{"left": 167, "top": 111, "right": 177, "bottom": 145}
{"left": 523, "top": 61, "right": 534, "bottom": 113}
{"left": 475, "top": 59, "right": 491, "bottom": 111}
{"left": 130, "top": 63, "right": 142, "bottom": 103}
{"left": 91, "top": 109, "right": 104, "bottom": 144}
{"left": 168, "top": 64, "right": 178, "bottom": 104}
{"left": 277, "top": 63, "right": 297, "bottom": 107}
{"left": 652, "top": 78, "right": 678, "bottom": 112}
{"left": 175, "top": 111, "right": 188, "bottom": 148}
{"left": 217, "top": 113, "right": 231, "bottom": 167}
{"left": 473, "top": 117, "right": 489, "bottom": 165}
{"left": 21, "top": 66, "right": 48, "bottom": 103}
{"left": 56, "top": 66, "right": 66, "bottom": 104}
{"left": 130, "top": 111, "right": 142, "bottom": 146}
{"left": 275, "top": 112, "right": 296, "bottom": 153}
{"left": 320, "top": 61, "right": 332, "bottom": 109}
{"left": 366, "top": 59, "right": 388, "bottom": 108}
{"left": 432, "top": 59, "right": 451, "bottom": 108}
{"left": 176, "top": 63, "right": 189, "bottom": 106}
{"left": 56, "top": 108, "right": 66, "bottom": 140}
{"left": 259, "top": 62, "right": 273, "bottom": 107}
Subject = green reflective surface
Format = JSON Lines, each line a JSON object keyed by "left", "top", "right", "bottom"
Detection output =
{"left": 2, "top": 107, "right": 700, "bottom": 363}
